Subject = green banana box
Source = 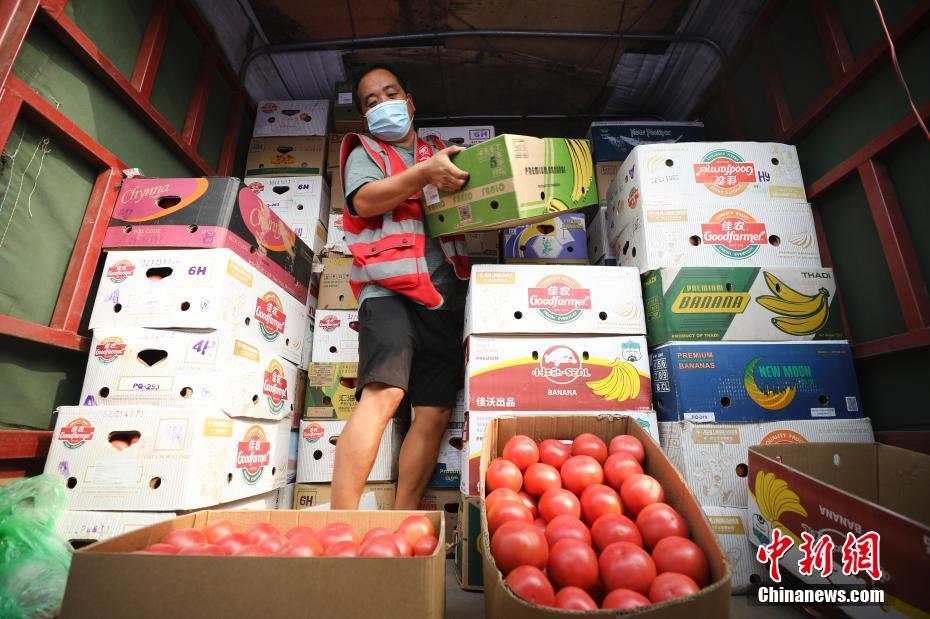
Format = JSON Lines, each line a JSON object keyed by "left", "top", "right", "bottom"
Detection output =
{"left": 643, "top": 267, "right": 842, "bottom": 347}
{"left": 303, "top": 362, "right": 358, "bottom": 419}
{"left": 423, "top": 134, "right": 597, "bottom": 237}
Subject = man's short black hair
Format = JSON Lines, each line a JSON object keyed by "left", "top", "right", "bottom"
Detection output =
{"left": 352, "top": 63, "right": 409, "bottom": 111}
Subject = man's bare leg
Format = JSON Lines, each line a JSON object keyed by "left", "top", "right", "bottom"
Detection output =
{"left": 394, "top": 405, "right": 451, "bottom": 510}
{"left": 331, "top": 383, "right": 405, "bottom": 509}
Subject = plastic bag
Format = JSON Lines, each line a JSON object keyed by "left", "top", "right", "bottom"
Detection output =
{"left": 0, "top": 475, "right": 72, "bottom": 619}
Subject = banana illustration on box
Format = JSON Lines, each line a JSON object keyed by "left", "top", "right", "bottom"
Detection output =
{"left": 756, "top": 271, "right": 831, "bottom": 336}
{"left": 743, "top": 356, "right": 797, "bottom": 411}
{"left": 751, "top": 471, "right": 807, "bottom": 545}
{"left": 586, "top": 358, "right": 642, "bottom": 402}
{"left": 548, "top": 138, "right": 594, "bottom": 212}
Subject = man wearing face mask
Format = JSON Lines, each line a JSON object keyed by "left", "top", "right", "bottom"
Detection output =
{"left": 330, "top": 64, "right": 471, "bottom": 510}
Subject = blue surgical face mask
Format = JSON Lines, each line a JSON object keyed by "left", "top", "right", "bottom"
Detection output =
{"left": 366, "top": 99, "right": 412, "bottom": 142}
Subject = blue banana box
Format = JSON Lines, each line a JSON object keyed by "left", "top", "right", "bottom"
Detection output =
{"left": 502, "top": 213, "right": 588, "bottom": 263}
{"left": 586, "top": 121, "right": 705, "bottom": 162}
{"left": 651, "top": 342, "right": 862, "bottom": 423}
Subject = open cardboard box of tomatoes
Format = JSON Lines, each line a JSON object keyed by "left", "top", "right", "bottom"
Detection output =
{"left": 479, "top": 415, "right": 731, "bottom": 617}
{"left": 62, "top": 509, "right": 445, "bottom": 619}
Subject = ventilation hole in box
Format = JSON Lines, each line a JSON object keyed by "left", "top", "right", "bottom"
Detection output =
{"left": 665, "top": 159, "right": 674, "bottom": 167}
{"left": 771, "top": 157, "right": 779, "bottom": 166}
{"left": 514, "top": 311, "right": 523, "bottom": 320}
{"left": 749, "top": 574, "right": 762, "bottom": 585}
{"left": 252, "top": 395, "right": 259, "bottom": 404}
{"left": 349, "top": 321, "right": 360, "bottom": 332}
{"left": 725, "top": 283, "right": 733, "bottom": 292}
{"left": 567, "top": 246, "right": 574, "bottom": 253}
{"left": 313, "top": 450, "right": 323, "bottom": 460}
{"left": 598, "top": 311, "right": 607, "bottom": 320}
{"left": 66, "top": 477, "right": 77, "bottom": 489}
{"left": 438, "top": 214, "right": 445, "bottom": 223}
{"left": 244, "top": 317, "right": 251, "bottom": 326}
{"left": 329, "top": 346, "right": 337, "bottom": 353}
{"left": 267, "top": 117, "right": 276, "bottom": 123}
{"left": 113, "top": 303, "right": 122, "bottom": 313}
{"left": 340, "top": 378, "right": 357, "bottom": 389}
{"left": 833, "top": 453, "right": 842, "bottom": 466}
{"left": 146, "top": 267, "right": 172, "bottom": 280}
{"left": 768, "top": 235, "right": 781, "bottom": 247}
{"left": 123, "top": 225, "right": 133, "bottom": 233}
{"left": 539, "top": 192, "right": 545, "bottom": 200}
{"left": 226, "top": 473, "right": 232, "bottom": 483}
{"left": 180, "top": 301, "right": 190, "bottom": 311}
{"left": 774, "top": 283, "right": 782, "bottom": 293}
{"left": 271, "top": 467, "right": 276, "bottom": 476}
{"left": 338, "top": 294, "right": 345, "bottom": 301}
{"left": 735, "top": 463, "right": 748, "bottom": 478}
{"left": 249, "top": 245, "right": 258, "bottom": 254}
{"left": 689, "top": 235, "right": 701, "bottom": 246}
{"left": 818, "top": 394, "right": 829, "bottom": 406}
{"left": 297, "top": 204, "right": 304, "bottom": 210}
{"left": 531, "top": 350, "right": 539, "bottom": 361}
{"left": 290, "top": 403, "right": 294, "bottom": 412}
{"left": 188, "top": 224, "right": 198, "bottom": 234}
{"left": 137, "top": 349, "right": 168, "bottom": 366}
{"left": 329, "top": 436, "right": 339, "bottom": 446}
{"left": 720, "top": 396, "right": 731, "bottom": 407}
{"left": 631, "top": 247, "right": 637, "bottom": 258}
{"left": 109, "top": 431, "right": 140, "bottom": 450}
{"left": 582, "top": 351, "right": 590, "bottom": 361}
{"left": 272, "top": 186, "right": 289, "bottom": 195}
{"left": 180, "top": 387, "right": 193, "bottom": 398}
{"left": 444, "top": 503, "right": 458, "bottom": 514}
{"left": 450, "top": 436, "right": 463, "bottom": 450}
{"left": 157, "top": 196, "right": 181, "bottom": 209}
{"left": 285, "top": 338, "right": 290, "bottom": 346}
{"left": 149, "top": 477, "right": 162, "bottom": 489}
{"left": 519, "top": 245, "right": 527, "bottom": 252}
{"left": 323, "top": 396, "right": 332, "bottom": 405}
{"left": 490, "top": 200, "right": 499, "bottom": 210}
{"left": 99, "top": 387, "right": 110, "bottom": 398}
{"left": 622, "top": 241, "right": 629, "bottom": 255}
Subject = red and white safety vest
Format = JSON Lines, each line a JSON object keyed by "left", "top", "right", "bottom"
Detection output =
{"left": 339, "top": 132, "right": 470, "bottom": 309}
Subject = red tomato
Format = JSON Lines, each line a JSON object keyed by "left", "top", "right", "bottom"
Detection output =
{"left": 490, "top": 521, "right": 548, "bottom": 574}
{"left": 636, "top": 503, "right": 690, "bottom": 549}
{"left": 590, "top": 513, "right": 643, "bottom": 551}
{"left": 598, "top": 541, "right": 657, "bottom": 595}
{"left": 362, "top": 526, "right": 393, "bottom": 545}
{"left": 203, "top": 519, "right": 237, "bottom": 544}
{"left": 244, "top": 522, "right": 280, "bottom": 545}
{"left": 620, "top": 474, "right": 664, "bottom": 516}
{"left": 325, "top": 540, "right": 361, "bottom": 557}
{"left": 396, "top": 515, "right": 435, "bottom": 545}
{"left": 391, "top": 533, "right": 414, "bottom": 557}
{"left": 485, "top": 488, "right": 522, "bottom": 513}
{"left": 233, "top": 544, "right": 276, "bottom": 556}
{"left": 560, "top": 455, "right": 604, "bottom": 496}
{"left": 571, "top": 433, "right": 608, "bottom": 464}
{"left": 603, "top": 452, "right": 644, "bottom": 491}
{"left": 517, "top": 491, "right": 539, "bottom": 518}
{"left": 284, "top": 525, "right": 316, "bottom": 540}
{"left": 532, "top": 519, "right": 547, "bottom": 535}
{"left": 317, "top": 522, "right": 361, "bottom": 550}
{"left": 486, "top": 458, "right": 523, "bottom": 493}
{"left": 504, "top": 565, "right": 555, "bottom": 607}
{"left": 601, "top": 588, "right": 651, "bottom": 610}
{"left": 278, "top": 537, "right": 324, "bottom": 557}
{"left": 649, "top": 572, "right": 700, "bottom": 603}
{"left": 215, "top": 532, "right": 250, "bottom": 555}
{"left": 522, "top": 463, "right": 562, "bottom": 497}
{"left": 487, "top": 499, "right": 534, "bottom": 535}
{"left": 538, "top": 488, "right": 581, "bottom": 522}
{"left": 178, "top": 543, "right": 225, "bottom": 556}
{"left": 609, "top": 435, "right": 645, "bottom": 464}
{"left": 502, "top": 435, "right": 539, "bottom": 471}
{"left": 256, "top": 534, "right": 287, "bottom": 554}
{"left": 140, "top": 543, "right": 179, "bottom": 554}
{"left": 548, "top": 539, "right": 599, "bottom": 591}
{"left": 580, "top": 484, "right": 623, "bottom": 525}
{"left": 652, "top": 536, "right": 709, "bottom": 586}
{"left": 414, "top": 534, "right": 439, "bottom": 556}
{"left": 545, "top": 515, "right": 592, "bottom": 548}
{"left": 554, "top": 586, "right": 598, "bottom": 611}
{"left": 538, "top": 439, "right": 571, "bottom": 470}
{"left": 360, "top": 536, "right": 402, "bottom": 558}
{"left": 161, "top": 528, "right": 207, "bottom": 549}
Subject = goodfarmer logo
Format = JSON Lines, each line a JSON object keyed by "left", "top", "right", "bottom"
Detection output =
{"left": 701, "top": 209, "right": 768, "bottom": 260}
{"left": 693, "top": 149, "right": 756, "bottom": 196}
{"left": 531, "top": 345, "right": 591, "bottom": 385}
{"left": 303, "top": 423, "right": 324, "bottom": 443}
{"left": 528, "top": 275, "right": 592, "bottom": 324}
{"left": 247, "top": 181, "right": 265, "bottom": 192}
{"left": 94, "top": 337, "right": 126, "bottom": 363}
{"left": 318, "top": 314, "right": 341, "bottom": 332}
{"left": 58, "top": 418, "right": 94, "bottom": 449}
{"left": 263, "top": 360, "right": 288, "bottom": 413}
{"left": 106, "top": 260, "right": 135, "bottom": 283}
{"left": 254, "top": 292, "right": 286, "bottom": 341}
{"left": 237, "top": 425, "right": 271, "bottom": 485}
{"left": 260, "top": 102, "right": 278, "bottom": 113}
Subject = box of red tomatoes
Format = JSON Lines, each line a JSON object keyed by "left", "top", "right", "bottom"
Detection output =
{"left": 479, "top": 415, "right": 731, "bottom": 616}
{"left": 62, "top": 510, "right": 446, "bottom": 618}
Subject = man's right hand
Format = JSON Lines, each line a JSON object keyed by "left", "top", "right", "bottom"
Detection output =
{"left": 421, "top": 146, "right": 469, "bottom": 192}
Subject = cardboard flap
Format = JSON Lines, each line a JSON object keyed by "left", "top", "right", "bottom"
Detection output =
{"left": 751, "top": 443, "right": 880, "bottom": 503}
{"left": 877, "top": 444, "right": 930, "bottom": 524}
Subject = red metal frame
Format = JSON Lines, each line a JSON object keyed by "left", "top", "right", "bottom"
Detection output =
{"left": 811, "top": 0, "right": 854, "bottom": 80}
{"left": 0, "top": 429, "right": 52, "bottom": 478}
{"left": 755, "top": 29, "right": 793, "bottom": 136}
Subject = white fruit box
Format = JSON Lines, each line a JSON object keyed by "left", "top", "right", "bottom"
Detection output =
{"left": 417, "top": 126, "right": 495, "bottom": 146}
{"left": 296, "top": 418, "right": 405, "bottom": 483}
{"left": 464, "top": 264, "right": 645, "bottom": 337}
{"left": 585, "top": 206, "right": 615, "bottom": 264}
{"left": 658, "top": 417, "right": 873, "bottom": 509}
{"left": 465, "top": 335, "right": 652, "bottom": 412}
{"left": 253, "top": 100, "right": 330, "bottom": 137}
{"left": 460, "top": 411, "right": 659, "bottom": 496}
{"left": 45, "top": 406, "right": 291, "bottom": 511}
{"left": 702, "top": 506, "right": 765, "bottom": 594}
{"left": 91, "top": 249, "right": 306, "bottom": 365}
{"left": 325, "top": 210, "right": 349, "bottom": 254}
{"left": 300, "top": 322, "right": 315, "bottom": 370}
{"left": 81, "top": 328, "right": 297, "bottom": 422}
{"left": 244, "top": 176, "right": 331, "bottom": 255}
{"left": 607, "top": 200, "right": 822, "bottom": 273}
{"left": 311, "top": 310, "right": 359, "bottom": 362}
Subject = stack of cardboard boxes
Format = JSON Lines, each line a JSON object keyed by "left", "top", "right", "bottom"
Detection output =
{"left": 603, "top": 140, "right": 875, "bottom": 591}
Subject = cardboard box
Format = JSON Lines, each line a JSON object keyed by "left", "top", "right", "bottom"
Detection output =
{"left": 333, "top": 83, "right": 363, "bottom": 132}
{"left": 585, "top": 206, "right": 615, "bottom": 264}
{"left": 296, "top": 418, "right": 404, "bottom": 482}
{"left": 305, "top": 270, "right": 320, "bottom": 320}
{"left": 461, "top": 410, "right": 659, "bottom": 496}
{"left": 246, "top": 136, "right": 327, "bottom": 176}
{"left": 502, "top": 213, "right": 588, "bottom": 263}
{"left": 253, "top": 99, "right": 330, "bottom": 137}
{"left": 424, "top": 135, "right": 597, "bottom": 236}
{"left": 330, "top": 171, "right": 346, "bottom": 212}
{"left": 464, "top": 264, "right": 646, "bottom": 337}
{"left": 303, "top": 362, "right": 358, "bottom": 419}
{"left": 104, "top": 177, "right": 315, "bottom": 304}
{"left": 587, "top": 121, "right": 705, "bottom": 162}
{"left": 465, "top": 231, "right": 500, "bottom": 264}
{"left": 293, "top": 482, "right": 396, "bottom": 510}
{"left": 596, "top": 161, "right": 619, "bottom": 206}
{"left": 465, "top": 335, "right": 652, "bottom": 412}
{"left": 413, "top": 418, "right": 462, "bottom": 488}
{"left": 81, "top": 328, "right": 297, "bottom": 422}
{"left": 455, "top": 495, "right": 484, "bottom": 591}
{"left": 299, "top": 323, "right": 315, "bottom": 370}
{"left": 658, "top": 417, "right": 874, "bottom": 508}
{"left": 418, "top": 126, "right": 495, "bottom": 146}
{"left": 325, "top": 209, "right": 349, "bottom": 254}
{"left": 90, "top": 249, "right": 307, "bottom": 365}
{"left": 651, "top": 342, "right": 862, "bottom": 423}
{"left": 480, "top": 415, "right": 731, "bottom": 615}
{"left": 643, "top": 267, "right": 843, "bottom": 346}
{"left": 244, "top": 176, "right": 330, "bottom": 255}
{"left": 62, "top": 510, "right": 445, "bottom": 619}
{"left": 748, "top": 443, "right": 930, "bottom": 617}
{"left": 419, "top": 487, "right": 461, "bottom": 548}
{"left": 45, "top": 406, "right": 291, "bottom": 511}
{"left": 318, "top": 255, "right": 357, "bottom": 309}
{"left": 56, "top": 511, "right": 175, "bottom": 547}
{"left": 702, "top": 506, "right": 765, "bottom": 594}
{"left": 311, "top": 310, "right": 359, "bottom": 362}
{"left": 286, "top": 428, "right": 298, "bottom": 483}
{"left": 328, "top": 133, "right": 347, "bottom": 173}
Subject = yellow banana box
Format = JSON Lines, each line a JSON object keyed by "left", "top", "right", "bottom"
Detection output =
{"left": 651, "top": 341, "right": 862, "bottom": 423}
{"left": 643, "top": 267, "right": 843, "bottom": 346}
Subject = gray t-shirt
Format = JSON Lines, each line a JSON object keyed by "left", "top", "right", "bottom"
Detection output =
{"left": 343, "top": 141, "right": 465, "bottom": 310}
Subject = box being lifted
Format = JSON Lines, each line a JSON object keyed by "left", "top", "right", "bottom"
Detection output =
{"left": 252, "top": 100, "right": 330, "bottom": 137}
{"left": 417, "top": 125, "right": 495, "bottom": 146}
{"left": 90, "top": 249, "right": 307, "bottom": 365}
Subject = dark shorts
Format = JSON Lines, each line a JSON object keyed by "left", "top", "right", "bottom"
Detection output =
{"left": 356, "top": 296, "right": 464, "bottom": 408}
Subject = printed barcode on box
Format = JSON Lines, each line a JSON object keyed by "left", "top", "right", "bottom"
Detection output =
{"left": 845, "top": 396, "right": 859, "bottom": 412}
{"left": 458, "top": 205, "right": 472, "bottom": 223}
